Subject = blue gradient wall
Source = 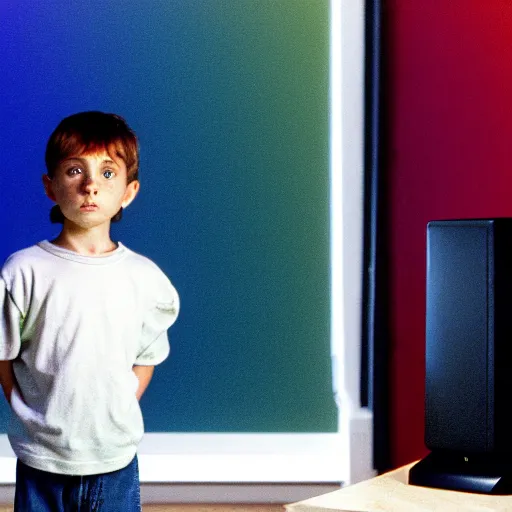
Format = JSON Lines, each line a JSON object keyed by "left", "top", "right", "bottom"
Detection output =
{"left": 0, "top": 1, "right": 335, "bottom": 432}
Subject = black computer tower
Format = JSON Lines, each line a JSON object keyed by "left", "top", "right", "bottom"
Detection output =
{"left": 409, "top": 219, "right": 512, "bottom": 494}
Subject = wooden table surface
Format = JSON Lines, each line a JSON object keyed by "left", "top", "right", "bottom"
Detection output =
{"left": 286, "top": 462, "right": 512, "bottom": 512}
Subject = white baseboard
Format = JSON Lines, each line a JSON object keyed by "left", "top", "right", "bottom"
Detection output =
{"left": 0, "top": 425, "right": 373, "bottom": 503}
{"left": 137, "top": 433, "right": 346, "bottom": 483}
{"left": 0, "top": 432, "right": 348, "bottom": 484}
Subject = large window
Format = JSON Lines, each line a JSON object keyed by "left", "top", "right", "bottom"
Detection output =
{"left": 0, "top": 0, "right": 371, "bottom": 499}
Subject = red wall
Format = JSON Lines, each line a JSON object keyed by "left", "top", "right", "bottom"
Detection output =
{"left": 385, "top": 1, "right": 512, "bottom": 467}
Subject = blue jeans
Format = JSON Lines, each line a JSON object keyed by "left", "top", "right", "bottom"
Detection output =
{"left": 14, "top": 455, "right": 141, "bottom": 511}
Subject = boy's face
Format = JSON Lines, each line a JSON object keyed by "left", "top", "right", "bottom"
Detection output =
{"left": 42, "top": 148, "right": 139, "bottom": 230}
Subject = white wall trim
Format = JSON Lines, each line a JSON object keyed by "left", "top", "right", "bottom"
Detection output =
{"left": 138, "top": 433, "right": 345, "bottom": 483}
{"left": 330, "top": 0, "right": 375, "bottom": 486}
{"left": 0, "top": 431, "right": 366, "bottom": 503}
{"left": 0, "top": 433, "right": 345, "bottom": 485}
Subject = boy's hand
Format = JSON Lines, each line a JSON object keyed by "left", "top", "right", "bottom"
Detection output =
{"left": 0, "top": 360, "right": 16, "bottom": 404}
{"left": 132, "top": 365, "right": 155, "bottom": 400}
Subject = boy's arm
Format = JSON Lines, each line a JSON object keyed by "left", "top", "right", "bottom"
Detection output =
{"left": 132, "top": 365, "right": 155, "bottom": 401}
{"left": 0, "top": 360, "right": 17, "bottom": 405}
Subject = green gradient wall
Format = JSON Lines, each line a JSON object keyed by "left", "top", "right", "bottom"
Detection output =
{"left": 0, "top": 1, "right": 335, "bottom": 432}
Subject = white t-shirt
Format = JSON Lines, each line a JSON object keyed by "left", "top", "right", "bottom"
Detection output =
{"left": 0, "top": 241, "right": 179, "bottom": 475}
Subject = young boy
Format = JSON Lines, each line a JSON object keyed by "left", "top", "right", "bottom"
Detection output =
{"left": 0, "top": 111, "right": 179, "bottom": 511}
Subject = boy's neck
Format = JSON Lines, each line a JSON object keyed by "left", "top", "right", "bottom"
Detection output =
{"left": 50, "top": 223, "right": 118, "bottom": 256}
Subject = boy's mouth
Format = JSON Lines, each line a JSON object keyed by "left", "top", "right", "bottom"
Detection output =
{"left": 80, "top": 203, "right": 98, "bottom": 211}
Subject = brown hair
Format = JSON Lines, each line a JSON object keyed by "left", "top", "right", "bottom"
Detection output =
{"left": 45, "top": 111, "right": 139, "bottom": 223}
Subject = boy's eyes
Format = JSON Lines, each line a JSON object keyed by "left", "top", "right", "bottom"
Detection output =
{"left": 65, "top": 167, "right": 115, "bottom": 179}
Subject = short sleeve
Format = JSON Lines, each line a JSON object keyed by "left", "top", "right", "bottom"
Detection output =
{"left": 135, "top": 276, "right": 179, "bottom": 366}
{"left": 0, "top": 276, "right": 23, "bottom": 360}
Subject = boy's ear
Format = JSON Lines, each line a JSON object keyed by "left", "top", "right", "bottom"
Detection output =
{"left": 122, "top": 180, "right": 140, "bottom": 209}
{"left": 42, "top": 174, "right": 56, "bottom": 202}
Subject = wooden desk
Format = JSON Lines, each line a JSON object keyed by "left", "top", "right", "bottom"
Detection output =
{"left": 285, "top": 462, "right": 512, "bottom": 511}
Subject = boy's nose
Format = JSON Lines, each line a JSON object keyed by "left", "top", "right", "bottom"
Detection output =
{"left": 82, "top": 175, "right": 99, "bottom": 194}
